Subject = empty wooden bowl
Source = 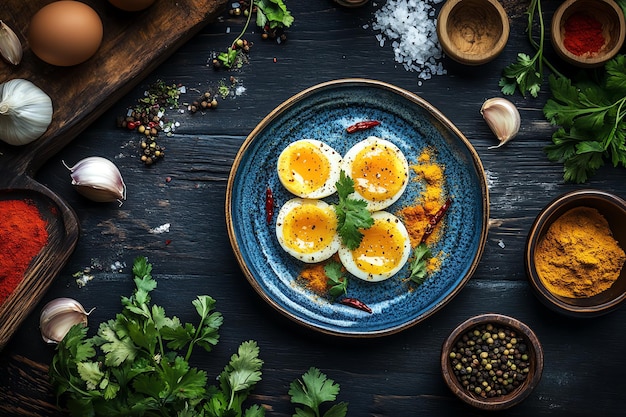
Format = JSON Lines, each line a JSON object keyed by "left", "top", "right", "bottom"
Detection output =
{"left": 441, "top": 314, "right": 544, "bottom": 410}
{"left": 437, "top": 0, "right": 510, "bottom": 65}
{"left": 525, "top": 190, "right": 626, "bottom": 317}
{"left": 551, "top": 0, "right": 625, "bottom": 68}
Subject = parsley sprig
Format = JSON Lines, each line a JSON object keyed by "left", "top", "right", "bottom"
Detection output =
{"left": 289, "top": 367, "right": 348, "bottom": 417}
{"left": 408, "top": 243, "right": 432, "bottom": 285}
{"left": 543, "top": 56, "right": 626, "bottom": 182}
{"left": 217, "top": 0, "right": 294, "bottom": 68}
{"left": 49, "top": 257, "right": 264, "bottom": 417}
{"left": 324, "top": 261, "right": 348, "bottom": 298}
{"left": 499, "top": 0, "right": 564, "bottom": 97}
{"left": 333, "top": 171, "right": 374, "bottom": 250}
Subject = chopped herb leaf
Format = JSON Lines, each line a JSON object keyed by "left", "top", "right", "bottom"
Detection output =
{"left": 324, "top": 261, "right": 348, "bottom": 298}
{"left": 408, "top": 243, "right": 432, "bottom": 285}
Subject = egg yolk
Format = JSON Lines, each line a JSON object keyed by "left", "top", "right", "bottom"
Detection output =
{"left": 351, "top": 143, "right": 407, "bottom": 202}
{"left": 278, "top": 142, "right": 332, "bottom": 196}
{"left": 350, "top": 219, "right": 407, "bottom": 275}
{"left": 281, "top": 203, "right": 337, "bottom": 254}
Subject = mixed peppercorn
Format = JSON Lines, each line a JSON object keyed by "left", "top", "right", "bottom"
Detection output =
{"left": 448, "top": 323, "right": 531, "bottom": 398}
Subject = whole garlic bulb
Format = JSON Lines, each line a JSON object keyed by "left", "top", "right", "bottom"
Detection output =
{"left": 0, "top": 79, "right": 53, "bottom": 146}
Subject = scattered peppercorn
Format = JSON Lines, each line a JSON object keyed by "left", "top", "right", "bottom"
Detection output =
{"left": 448, "top": 323, "right": 531, "bottom": 399}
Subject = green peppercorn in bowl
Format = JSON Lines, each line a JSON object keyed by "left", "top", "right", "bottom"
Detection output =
{"left": 441, "top": 314, "right": 544, "bottom": 410}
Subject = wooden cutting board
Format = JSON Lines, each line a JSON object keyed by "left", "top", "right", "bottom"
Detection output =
{"left": 0, "top": 0, "right": 228, "bottom": 351}
{"left": 0, "top": 0, "right": 228, "bottom": 172}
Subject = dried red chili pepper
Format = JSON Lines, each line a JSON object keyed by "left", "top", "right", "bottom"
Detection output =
{"left": 340, "top": 297, "right": 372, "bottom": 314}
{"left": 421, "top": 198, "right": 452, "bottom": 243}
{"left": 265, "top": 187, "right": 274, "bottom": 224}
{"left": 346, "top": 120, "right": 380, "bottom": 134}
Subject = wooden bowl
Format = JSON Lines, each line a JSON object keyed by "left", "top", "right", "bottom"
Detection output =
{"left": 551, "top": 0, "right": 625, "bottom": 68}
{"left": 525, "top": 190, "right": 626, "bottom": 317}
{"left": 441, "top": 314, "right": 544, "bottom": 410}
{"left": 436, "top": 0, "right": 510, "bottom": 65}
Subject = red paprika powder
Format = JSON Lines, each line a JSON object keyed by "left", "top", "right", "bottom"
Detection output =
{"left": 563, "top": 12, "right": 605, "bottom": 56}
{"left": 0, "top": 200, "right": 49, "bottom": 304}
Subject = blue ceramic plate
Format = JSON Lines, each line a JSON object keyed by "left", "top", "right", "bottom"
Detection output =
{"left": 226, "top": 79, "right": 489, "bottom": 337}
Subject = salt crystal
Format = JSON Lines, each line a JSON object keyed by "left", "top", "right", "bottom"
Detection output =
{"left": 372, "top": 0, "right": 445, "bottom": 81}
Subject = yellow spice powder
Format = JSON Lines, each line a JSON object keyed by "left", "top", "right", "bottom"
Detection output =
{"left": 534, "top": 206, "right": 626, "bottom": 298}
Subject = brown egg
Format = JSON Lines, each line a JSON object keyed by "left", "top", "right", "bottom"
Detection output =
{"left": 108, "top": 0, "right": 156, "bottom": 12}
{"left": 28, "top": 1, "right": 103, "bottom": 66}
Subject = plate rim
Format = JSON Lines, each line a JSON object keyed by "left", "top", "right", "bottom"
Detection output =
{"left": 225, "top": 78, "right": 490, "bottom": 337}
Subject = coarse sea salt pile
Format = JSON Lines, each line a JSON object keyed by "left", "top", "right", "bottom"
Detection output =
{"left": 370, "top": 0, "right": 446, "bottom": 82}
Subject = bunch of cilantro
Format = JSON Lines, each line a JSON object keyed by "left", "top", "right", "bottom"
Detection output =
{"left": 543, "top": 56, "right": 626, "bottom": 183}
{"left": 49, "top": 257, "right": 264, "bottom": 417}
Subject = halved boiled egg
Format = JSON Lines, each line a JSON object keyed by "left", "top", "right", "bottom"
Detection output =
{"left": 277, "top": 139, "right": 342, "bottom": 199}
{"left": 276, "top": 198, "right": 341, "bottom": 263}
{"left": 341, "top": 136, "right": 409, "bottom": 211}
{"left": 338, "top": 211, "right": 411, "bottom": 282}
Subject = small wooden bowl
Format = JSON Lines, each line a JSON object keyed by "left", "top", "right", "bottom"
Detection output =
{"left": 437, "top": 0, "right": 510, "bottom": 65}
{"left": 441, "top": 314, "right": 544, "bottom": 410}
{"left": 525, "top": 190, "right": 626, "bottom": 317}
{"left": 551, "top": 0, "right": 625, "bottom": 68}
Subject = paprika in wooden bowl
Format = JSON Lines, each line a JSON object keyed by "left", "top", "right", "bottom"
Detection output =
{"left": 551, "top": 0, "right": 626, "bottom": 68}
{"left": 525, "top": 190, "right": 626, "bottom": 317}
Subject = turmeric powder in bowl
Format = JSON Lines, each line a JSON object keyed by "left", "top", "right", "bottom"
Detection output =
{"left": 534, "top": 206, "right": 626, "bottom": 298}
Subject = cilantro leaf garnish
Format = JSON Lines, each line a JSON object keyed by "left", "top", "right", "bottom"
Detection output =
{"left": 333, "top": 171, "right": 374, "bottom": 250}
{"left": 543, "top": 55, "right": 626, "bottom": 182}
{"left": 49, "top": 256, "right": 265, "bottom": 417}
{"left": 408, "top": 243, "right": 432, "bottom": 285}
{"left": 289, "top": 367, "right": 348, "bottom": 417}
{"left": 324, "top": 261, "right": 348, "bottom": 298}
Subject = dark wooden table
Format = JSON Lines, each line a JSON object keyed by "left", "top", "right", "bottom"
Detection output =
{"left": 2, "top": 1, "right": 626, "bottom": 416}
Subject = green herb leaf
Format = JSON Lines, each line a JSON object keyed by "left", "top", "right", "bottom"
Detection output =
{"left": 542, "top": 56, "right": 626, "bottom": 183}
{"left": 500, "top": 52, "right": 542, "bottom": 98}
{"left": 408, "top": 243, "right": 432, "bottom": 285}
{"left": 256, "top": 0, "right": 295, "bottom": 29}
{"left": 49, "top": 256, "right": 268, "bottom": 417}
{"left": 333, "top": 171, "right": 374, "bottom": 250}
{"left": 324, "top": 261, "right": 348, "bottom": 298}
{"left": 289, "top": 367, "right": 348, "bottom": 417}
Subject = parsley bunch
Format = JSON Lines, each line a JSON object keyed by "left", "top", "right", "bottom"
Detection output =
{"left": 289, "top": 367, "right": 348, "bottom": 417}
{"left": 49, "top": 257, "right": 264, "bottom": 417}
{"left": 333, "top": 171, "right": 374, "bottom": 250}
{"left": 543, "top": 56, "right": 626, "bottom": 183}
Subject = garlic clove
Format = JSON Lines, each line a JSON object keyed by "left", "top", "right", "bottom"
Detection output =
{"left": 480, "top": 97, "right": 521, "bottom": 149}
{"left": 0, "top": 20, "right": 22, "bottom": 65}
{"left": 64, "top": 156, "right": 127, "bottom": 204}
{"left": 40, "top": 297, "right": 93, "bottom": 344}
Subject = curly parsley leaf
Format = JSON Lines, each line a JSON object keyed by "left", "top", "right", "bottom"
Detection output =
{"left": 289, "top": 367, "right": 348, "bottom": 417}
{"left": 408, "top": 243, "right": 432, "bottom": 285}
{"left": 333, "top": 171, "right": 374, "bottom": 250}
{"left": 543, "top": 56, "right": 626, "bottom": 182}
{"left": 324, "top": 261, "right": 348, "bottom": 298}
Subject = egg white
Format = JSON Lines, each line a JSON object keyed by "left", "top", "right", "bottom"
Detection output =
{"left": 277, "top": 139, "right": 342, "bottom": 199}
{"left": 341, "top": 136, "right": 409, "bottom": 211}
{"left": 275, "top": 198, "right": 341, "bottom": 263}
{"left": 338, "top": 211, "right": 412, "bottom": 282}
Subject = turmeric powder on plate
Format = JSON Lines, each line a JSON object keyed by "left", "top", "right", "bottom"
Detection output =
{"left": 534, "top": 207, "right": 626, "bottom": 298}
